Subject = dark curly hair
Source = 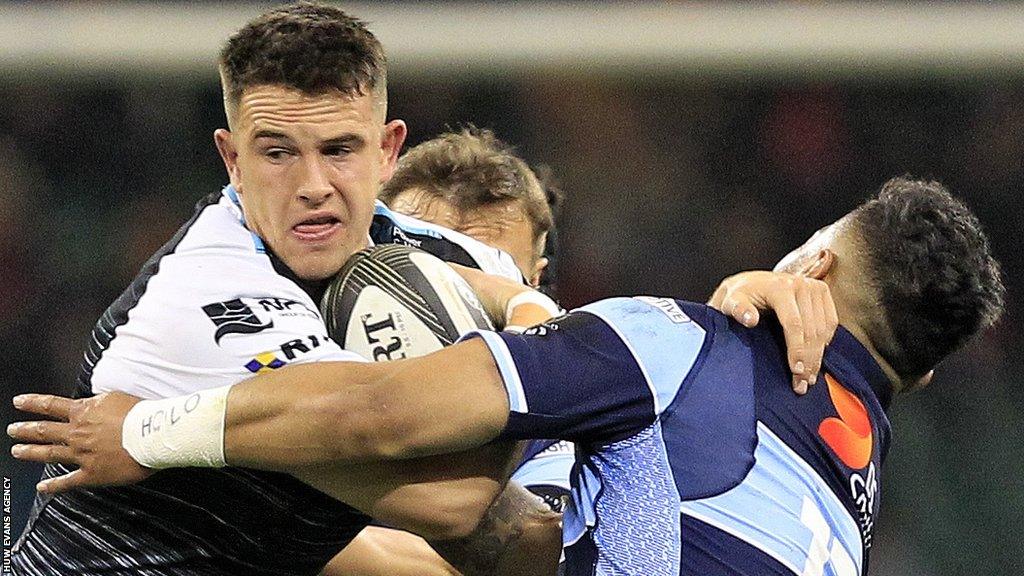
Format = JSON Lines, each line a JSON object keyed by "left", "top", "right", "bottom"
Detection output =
{"left": 219, "top": 2, "right": 386, "bottom": 121}
{"left": 850, "top": 176, "right": 1005, "bottom": 380}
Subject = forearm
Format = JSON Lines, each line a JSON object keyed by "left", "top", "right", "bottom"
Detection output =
{"left": 292, "top": 441, "right": 520, "bottom": 540}
{"left": 429, "top": 482, "right": 562, "bottom": 576}
{"left": 221, "top": 340, "right": 510, "bottom": 470}
{"left": 222, "top": 361, "right": 392, "bottom": 470}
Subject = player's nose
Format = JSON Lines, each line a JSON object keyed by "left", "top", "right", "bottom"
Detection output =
{"left": 296, "top": 157, "right": 335, "bottom": 205}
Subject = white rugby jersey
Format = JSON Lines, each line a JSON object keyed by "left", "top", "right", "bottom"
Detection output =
{"left": 12, "top": 187, "right": 524, "bottom": 576}
{"left": 91, "top": 189, "right": 363, "bottom": 400}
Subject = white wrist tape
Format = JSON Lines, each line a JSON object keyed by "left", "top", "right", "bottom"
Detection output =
{"left": 122, "top": 385, "right": 232, "bottom": 469}
{"left": 504, "top": 291, "right": 562, "bottom": 325}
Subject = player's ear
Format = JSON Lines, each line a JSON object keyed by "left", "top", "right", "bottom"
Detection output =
{"left": 214, "top": 129, "right": 242, "bottom": 189}
{"left": 379, "top": 119, "right": 408, "bottom": 182}
{"left": 802, "top": 249, "right": 835, "bottom": 280}
{"left": 906, "top": 370, "right": 935, "bottom": 393}
{"left": 529, "top": 257, "right": 549, "bottom": 288}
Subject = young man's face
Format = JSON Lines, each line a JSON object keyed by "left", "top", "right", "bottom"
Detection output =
{"left": 216, "top": 85, "right": 406, "bottom": 280}
{"left": 387, "top": 191, "right": 547, "bottom": 286}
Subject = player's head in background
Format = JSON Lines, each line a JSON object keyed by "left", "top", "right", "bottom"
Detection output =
{"left": 213, "top": 2, "right": 407, "bottom": 281}
{"left": 775, "top": 176, "right": 1004, "bottom": 393}
{"left": 379, "top": 127, "right": 560, "bottom": 289}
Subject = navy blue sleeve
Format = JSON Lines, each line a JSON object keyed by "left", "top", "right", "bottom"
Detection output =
{"left": 463, "top": 297, "right": 708, "bottom": 444}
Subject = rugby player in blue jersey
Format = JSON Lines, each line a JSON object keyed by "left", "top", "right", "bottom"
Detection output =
{"left": 11, "top": 177, "right": 1003, "bottom": 575}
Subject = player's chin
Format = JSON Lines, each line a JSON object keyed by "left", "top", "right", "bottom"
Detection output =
{"left": 287, "top": 245, "right": 358, "bottom": 282}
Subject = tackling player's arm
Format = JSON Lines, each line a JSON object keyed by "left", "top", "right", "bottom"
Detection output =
{"left": 224, "top": 339, "right": 510, "bottom": 467}
{"left": 10, "top": 268, "right": 839, "bottom": 477}
{"left": 9, "top": 355, "right": 553, "bottom": 574}
{"left": 7, "top": 340, "right": 508, "bottom": 473}
{"left": 314, "top": 470, "right": 562, "bottom": 576}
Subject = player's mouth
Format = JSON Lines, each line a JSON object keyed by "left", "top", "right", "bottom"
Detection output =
{"left": 292, "top": 213, "right": 342, "bottom": 243}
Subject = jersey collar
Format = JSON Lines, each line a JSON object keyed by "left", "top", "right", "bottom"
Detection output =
{"left": 826, "top": 326, "right": 894, "bottom": 411}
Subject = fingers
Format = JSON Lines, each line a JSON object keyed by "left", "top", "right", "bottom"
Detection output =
{"left": 770, "top": 291, "right": 812, "bottom": 394}
{"left": 796, "top": 284, "right": 823, "bottom": 386}
{"left": 722, "top": 294, "right": 760, "bottom": 329}
{"left": 447, "top": 262, "right": 515, "bottom": 323}
{"left": 711, "top": 271, "right": 842, "bottom": 396}
{"left": 7, "top": 420, "right": 70, "bottom": 444}
{"left": 13, "top": 394, "right": 75, "bottom": 421}
{"left": 820, "top": 284, "right": 839, "bottom": 345}
{"left": 37, "top": 469, "right": 88, "bottom": 495}
{"left": 11, "top": 443, "right": 78, "bottom": 465}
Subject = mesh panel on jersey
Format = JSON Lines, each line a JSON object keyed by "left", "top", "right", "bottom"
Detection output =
{"left": 590, "top": 423, "right": 681, "bottom": 576}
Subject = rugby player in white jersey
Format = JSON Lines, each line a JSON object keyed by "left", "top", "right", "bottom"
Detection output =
{"left": 10, "top": 3, "right": 839, "bottom": 575}
{"left": 8, "top": 5, "right": 555, "bottom": 575}
{"left": 380, "top": 126, "right": 559, "bottom": 291}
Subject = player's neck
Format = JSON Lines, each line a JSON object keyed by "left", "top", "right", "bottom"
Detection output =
{"left": 833, "top": 298, "right": 904, "bottom": 395}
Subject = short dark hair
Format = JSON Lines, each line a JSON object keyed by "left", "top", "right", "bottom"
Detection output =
{"left": 379, "top": 126, "right": 554, "bottom": 243}
{"left": 851, "top": 176, "right": 1004, "bottom": 379}
{"left": 219, "top": 2, "right": 386, "bottom": 121}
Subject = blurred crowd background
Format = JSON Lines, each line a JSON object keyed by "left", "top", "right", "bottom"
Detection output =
{"left": 2, "top": 2, "right": 1022, "bottom": 575}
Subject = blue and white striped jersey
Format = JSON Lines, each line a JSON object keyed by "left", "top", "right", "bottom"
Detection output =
{"left": 468, "top": 296, "right": 893, "bottom": 576}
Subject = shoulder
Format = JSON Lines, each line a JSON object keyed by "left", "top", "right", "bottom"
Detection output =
{"left": 173, "top": 193, "right": 267, "bottom": 257}
{"left": 372, "top": 201, "right": 523, "bottom": 282}
{"left": 574, "top": 297, "right": 712, "bottom": 351}
{"left": 574, "top": 297, "right": 713, "bottom": 414}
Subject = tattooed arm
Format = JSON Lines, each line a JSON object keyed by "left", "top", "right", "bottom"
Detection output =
{"left": 430, "top": 481, "right": 562, "bottom": 576}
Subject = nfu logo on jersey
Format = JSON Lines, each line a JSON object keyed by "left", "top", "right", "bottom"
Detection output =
{"left": 203, "top": 299, "right": 274, "bottom": 344}
{"left": 202, "top": 298, "right": 320, "bottom": 344}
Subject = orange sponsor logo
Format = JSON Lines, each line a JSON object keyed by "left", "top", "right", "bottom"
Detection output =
{"left": 818, "top": 374, "right": 873, "bottom": 469}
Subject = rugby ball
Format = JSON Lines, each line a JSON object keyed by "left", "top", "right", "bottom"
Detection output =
{"left": 321, "top": 244, "right": 495, "bottom": 362}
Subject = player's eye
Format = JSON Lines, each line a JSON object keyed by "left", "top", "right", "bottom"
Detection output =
{"left": 322, "top": 145, "right": 351, "bottom": 158}
{"left": 264, "top": 148, "right": 293, "bottom": 162}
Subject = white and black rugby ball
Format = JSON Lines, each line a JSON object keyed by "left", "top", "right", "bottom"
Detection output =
{"left": 321, "top": 244, "right": 495, "bottom": 362}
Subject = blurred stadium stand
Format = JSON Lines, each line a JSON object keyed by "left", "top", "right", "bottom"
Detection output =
{"left": 1, "top": 3, "right": 1021, "bottom": 575}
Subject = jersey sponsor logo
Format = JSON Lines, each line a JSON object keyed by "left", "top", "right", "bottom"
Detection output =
{"left": 850, "top": 463, "right": 878, "bottom": 549}
{"left": 391, "top": 225, "right": 423, "bottom": 247}
{"left": 522, "top": 316, "right": 566, "bottom": 337}
{"left": 245, "top": 352, "right": 287, "bottom": 374}
{"left": 818, "top": 374, "right": 872, "bottom": 469}
{"left": 634, "top": 296, "right": 691, "bottom": 324}
{"left": 818, "top": 373, "right": 878, "bottom": 549}
{"left": 527, "top": 485, "right": 570, "bottom": 514}
{"left": 203, "top": 298, "right": 320, "bottom": 344}
{"left": 254, "top": 297, "right": 320, "bottom": 320}
{"left": 533, "top": 440, "right": 574, "bottom": 459}
{"left": 244, "top": 334, "right": 332, "bottom": 374}
{"left": 203, "top": 299, "right": 274, "bottom": 343}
